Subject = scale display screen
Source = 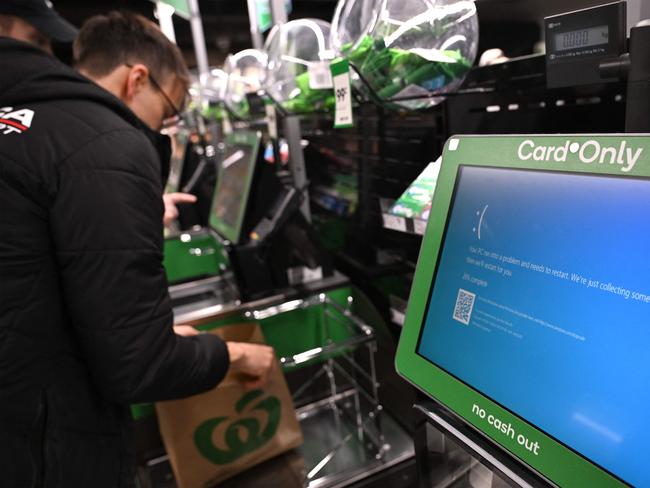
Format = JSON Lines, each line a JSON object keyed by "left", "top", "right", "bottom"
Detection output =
{"left": 544, "top": 1, "right": 625, "bottom": 89}
{"left": 554, "top": 25, "right": 608, "bottom": 51}
{"left": 396, "top": 135, "right": 650, "bottom": 488}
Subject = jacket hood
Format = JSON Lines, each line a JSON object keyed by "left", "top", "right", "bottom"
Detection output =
{"left": 0, "top": 37, "right": 145, "bottom": 129}
{"left": 0, "top": 37, "right": 172, "bottom": 180}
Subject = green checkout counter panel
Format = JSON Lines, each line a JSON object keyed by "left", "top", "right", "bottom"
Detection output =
{"left": 397, "top": 135, "right": 650, "bottom": 488}
{"left": 163, "top": 229, "right": 229, "bottom": 284}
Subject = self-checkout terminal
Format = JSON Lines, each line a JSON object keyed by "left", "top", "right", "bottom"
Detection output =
{"left": 397, "top": 134, "right": 650, "bottom": 488}
{"left": 166, "top": 130, "right": 334, "bottom": 325}
{"left": 209, "top": 130, "right": 332, "bottom": 299}
{"left": 394, "top": 2, "right": 650, "bottom": 488}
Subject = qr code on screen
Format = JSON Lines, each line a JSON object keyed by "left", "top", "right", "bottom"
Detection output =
{"left": 453, "top": 289, "right": 476, "bottom": 325}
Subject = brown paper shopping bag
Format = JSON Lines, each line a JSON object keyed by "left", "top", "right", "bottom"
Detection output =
{"left": 155, "top": 323, "right": 303, "bottom": 488}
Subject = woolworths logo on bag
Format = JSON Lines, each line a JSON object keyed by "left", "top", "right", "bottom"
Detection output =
{"left": 194, "top": 389, "right": 281, "bottom": 464}
{"left": 517, "top": 139, "right": 643, "bottom": 173}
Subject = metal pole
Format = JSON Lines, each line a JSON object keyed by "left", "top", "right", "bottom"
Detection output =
{"left": 270, "top": 0, "right": 287, "bottom": 24}
{"left": 246, "top": 0, "right": 264, "bottom": 49}
{"left": 284, "top": 117, "right": 311, "bottom": 220}
{"left": 270, "top": 0, "right": 311, "bottom": 219}
{"left": 187, "top": 0, "right": 210, "bottom": 105}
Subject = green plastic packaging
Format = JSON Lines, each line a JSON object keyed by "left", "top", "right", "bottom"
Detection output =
{"left": 332, "top": 0, "right": 478, "bottom": 109}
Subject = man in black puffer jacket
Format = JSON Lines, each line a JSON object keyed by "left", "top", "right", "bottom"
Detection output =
{"left": 0, "top": 10, "right": 275, "bottom": 488}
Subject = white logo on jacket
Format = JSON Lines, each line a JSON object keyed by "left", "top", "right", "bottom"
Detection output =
{"left": 0, "top": 107, "right": 35, "bottom": 135}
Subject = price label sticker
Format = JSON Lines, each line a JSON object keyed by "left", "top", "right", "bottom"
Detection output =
{"left": 308, "top": 61, "right": 333, "bottom": 90}
{"left": 264, "top": 99, "right": 278, "bottom": 139}
{"left": 383, "top": 213, "right": 407, "bottom": 232}
{"left": 414, "top": 218, "right": 428, "bottom": 235}
{"left": 330, "top": 58, "right": 353, "bottom": 129}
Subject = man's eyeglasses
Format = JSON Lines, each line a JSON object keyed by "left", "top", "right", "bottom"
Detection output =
{"left": 124, "top": 63, "right": 185, "bottom": 123}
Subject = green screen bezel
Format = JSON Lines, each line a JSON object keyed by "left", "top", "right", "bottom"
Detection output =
{"left": 209, "top": 130, "right": 261, "bottom": 244}
{"left": 396, "top": 134, "right": 650, "bottom": 488}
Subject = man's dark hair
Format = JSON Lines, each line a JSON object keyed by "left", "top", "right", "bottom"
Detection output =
{"left": 74, "top": 10, "right": 189, "bottom": 89}
{"left": 0, "top": 14, "right": 15, "bottom": 34}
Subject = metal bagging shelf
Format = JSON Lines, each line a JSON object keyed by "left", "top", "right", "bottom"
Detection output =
{"left": 243, "top": 293, "right": 413, "bottom": 488}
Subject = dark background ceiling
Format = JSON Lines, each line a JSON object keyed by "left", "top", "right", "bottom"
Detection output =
{"left": 52, "top": 0, "right": 617, "bottom": 68}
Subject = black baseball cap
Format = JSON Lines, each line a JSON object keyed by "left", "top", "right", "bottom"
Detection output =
{"left": 0, "top": 0, "right": 77, "bottom": 43}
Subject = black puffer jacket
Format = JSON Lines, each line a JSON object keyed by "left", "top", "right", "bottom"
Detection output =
{"left": 0, "top": 38, "right": 229, "bottom": 487}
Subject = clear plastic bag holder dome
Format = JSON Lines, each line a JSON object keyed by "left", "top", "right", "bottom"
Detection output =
{"left": 264, "top": 19, "right": 336, "bottom": 113}
{"left": 331, "top": 0, "right": 478, "bottom": 109}
{"left": 194, "top": 69, "right": 228, "bottom": 103}
{"left": 186, "top": 69, "right": 228, "bottom": 121}
{"left": 224, "top": 49, "right": 268, "bottom": 118}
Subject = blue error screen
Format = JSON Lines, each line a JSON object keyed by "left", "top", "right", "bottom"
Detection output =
{"left": 417, "top": 165, "right": 650, "bottom": 487}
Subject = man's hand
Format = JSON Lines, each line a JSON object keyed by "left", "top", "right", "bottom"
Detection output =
{"left": 173, "top": 325, "right": 199, "bottom": 336}
{"left": 226, "top": 342, "right": 276, "bottom": 390}
{"left": 163, "top": 192, "right": 197, "bottom": 226}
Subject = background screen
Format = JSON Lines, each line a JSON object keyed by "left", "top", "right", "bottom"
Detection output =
{"left": 417, "top": 165, "right": 650, "bottom": 487}
{"left": 212, "top": 144, "right": 254, "bottom": 236}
